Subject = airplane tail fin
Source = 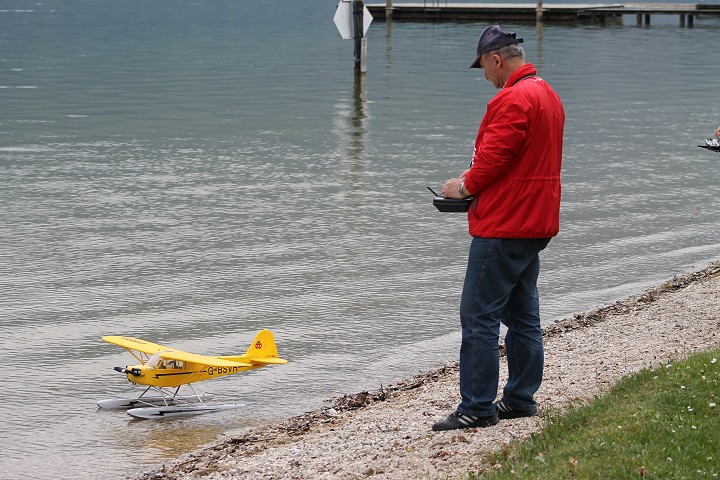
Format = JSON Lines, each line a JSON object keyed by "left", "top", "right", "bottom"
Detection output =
{"left": 243, "top": 329, "right": 288, "bottom": 365}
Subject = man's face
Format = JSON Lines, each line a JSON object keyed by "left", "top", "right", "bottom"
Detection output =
{"left": 480, "top": 53, "right": 503, "bottom": 89}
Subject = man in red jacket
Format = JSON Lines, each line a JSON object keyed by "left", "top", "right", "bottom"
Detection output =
{"left": 433, "top": 24, "right": 565, "bottom": 431}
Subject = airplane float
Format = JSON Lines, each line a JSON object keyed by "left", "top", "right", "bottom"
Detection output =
{"left": 97, "top": 329, "right": 287, "bottom": 419}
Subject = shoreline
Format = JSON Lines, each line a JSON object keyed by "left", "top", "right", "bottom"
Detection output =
{"left": 138, "top": 261, "right": 720, "bottom": 480}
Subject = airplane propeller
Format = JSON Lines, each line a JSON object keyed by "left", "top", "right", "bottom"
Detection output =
{"left": 114, "top": 366, "right": 142, "bottom": 376}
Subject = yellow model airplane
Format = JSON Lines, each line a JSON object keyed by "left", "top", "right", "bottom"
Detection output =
{"left": 97, "top": 329, "right": 287, "bottom": 419}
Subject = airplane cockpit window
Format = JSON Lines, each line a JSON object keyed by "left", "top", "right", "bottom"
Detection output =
{"left": 157, "top": 359, "right": 185, "bottom": 369}
{"left": 165, "top": 360, "right": 184, "bottom": 369}
{"left": 145, "top": 353, "right": 184, "bottom": 369}
{"left": 146, "top": 353, "right": 162, "bottom": 368}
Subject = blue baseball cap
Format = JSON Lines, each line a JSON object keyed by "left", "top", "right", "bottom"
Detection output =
{"left": 468, "top": 24, "right": 524, "bottom": 69}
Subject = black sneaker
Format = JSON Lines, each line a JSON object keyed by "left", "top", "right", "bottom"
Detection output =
{"left": 432, "top": 411, "right": 499, "bottom": 431}
{"left": 495, "top": 399, "right": 538, "bottom": 420}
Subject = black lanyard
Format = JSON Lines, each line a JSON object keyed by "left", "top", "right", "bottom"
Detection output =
{"left": 514, "top": 73, "right": 536, "bottom": 84}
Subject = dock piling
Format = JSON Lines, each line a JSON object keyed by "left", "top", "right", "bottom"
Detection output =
{"left": 352, "top": 1, "right": 367, "bottom": 73}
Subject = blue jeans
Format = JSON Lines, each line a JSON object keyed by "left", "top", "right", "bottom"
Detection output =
{"left": 457, "top": 237, "right": 550, "bottom": 417}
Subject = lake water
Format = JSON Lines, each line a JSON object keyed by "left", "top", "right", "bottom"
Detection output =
{"left": 2, "top": 0, "right": 719, "bottom": 478}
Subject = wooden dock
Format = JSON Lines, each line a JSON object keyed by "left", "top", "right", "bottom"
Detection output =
{"left": 365, "top": 2, "right": 720, "bottom": 25}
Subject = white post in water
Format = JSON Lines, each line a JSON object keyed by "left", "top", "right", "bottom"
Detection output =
{"left": 334, "top": 0, "right": 372, "bottom": 72}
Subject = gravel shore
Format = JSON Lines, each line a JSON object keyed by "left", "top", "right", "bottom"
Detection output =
{"left": 138, "top": 261, "right": 720, "bottom": 480}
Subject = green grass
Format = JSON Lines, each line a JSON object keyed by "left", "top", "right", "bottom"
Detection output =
{"left": 470, "top": 347, "right": 720, "bottom": 480}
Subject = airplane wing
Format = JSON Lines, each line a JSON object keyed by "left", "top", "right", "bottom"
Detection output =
{"left": 103, "top": 335, "right": 253, "bottom": 367}
{"left": 102, "top": 336, "right": 173, "bottom": 355}
{"left": 158, "top": 350, "right": 252, "bottom": 368}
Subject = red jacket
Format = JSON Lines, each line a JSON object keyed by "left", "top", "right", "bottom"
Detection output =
{"left": 463, "top": 63, "right": 564, "bottom": 238}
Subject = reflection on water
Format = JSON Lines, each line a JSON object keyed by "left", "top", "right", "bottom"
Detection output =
{"left": 344, "top": 71, "right": 369, "bottom": 208}
{"left": 535, "top": 21, "right": 543, "bottom": 64}
{"left": 2, "top": 0, "right": 720, "bottom": 478}
{"left": 116, "top": 418, "right": 229, "bottom": 459}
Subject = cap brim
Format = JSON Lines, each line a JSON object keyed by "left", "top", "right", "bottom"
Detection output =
{"left": 468, "top": 54, "right": 482, "bottom": 69}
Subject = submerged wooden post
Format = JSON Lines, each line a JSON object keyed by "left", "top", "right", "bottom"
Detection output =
{"left": 386, "top": 0, "right": 393, "bottom": 19}
{"left": 688, "top": 14, "right": 694, "bottom": 27}
{"left": 680, "top": 14, "right": 685, "bottom": 27}
{"left": 536, "top": 0, "right": 543, "bottom": 21}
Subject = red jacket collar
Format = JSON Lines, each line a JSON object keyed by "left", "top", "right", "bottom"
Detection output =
{"left": 504, "top": 63, "right": 537, "bottom": 88}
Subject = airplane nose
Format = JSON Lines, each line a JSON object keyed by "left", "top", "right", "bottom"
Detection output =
{"left": 114, "top": 366, "right": 142, "bottom": 376}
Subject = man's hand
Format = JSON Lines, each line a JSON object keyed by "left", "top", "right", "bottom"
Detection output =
{"left": 442, "top": 177, "right": 464, "bottom": 199}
